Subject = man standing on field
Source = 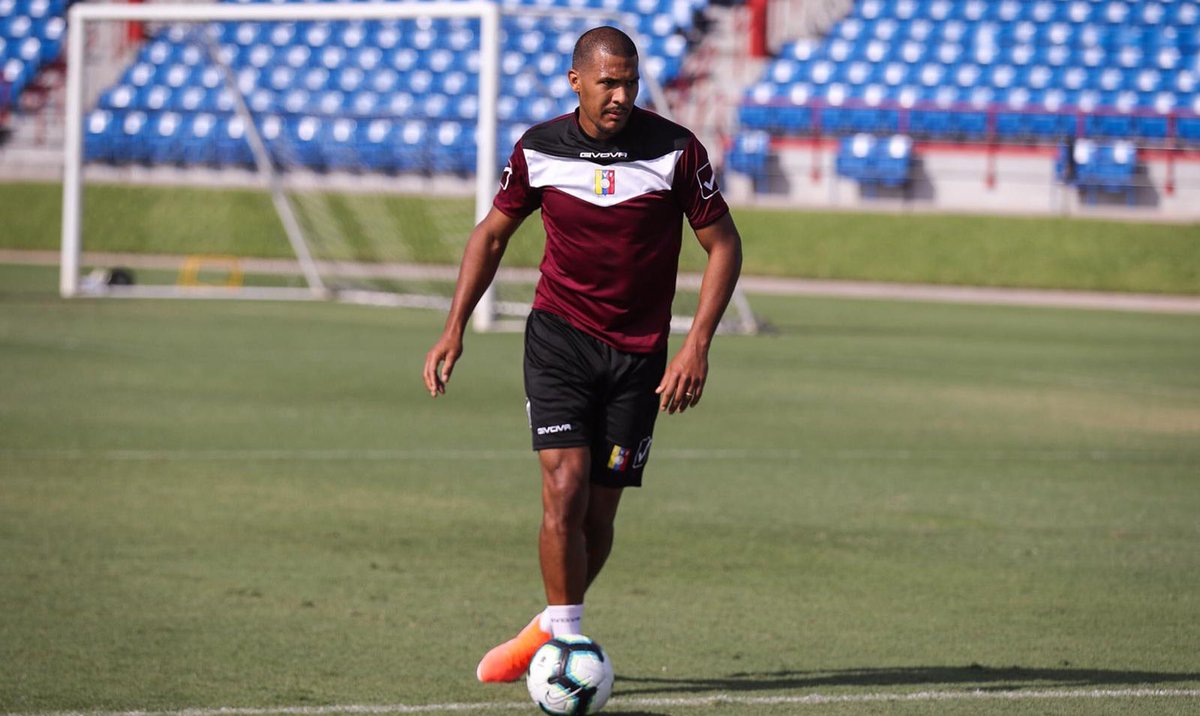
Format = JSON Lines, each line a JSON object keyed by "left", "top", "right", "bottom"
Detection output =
{"left": 422, "top": 26, "right": 743, "bottom": 683}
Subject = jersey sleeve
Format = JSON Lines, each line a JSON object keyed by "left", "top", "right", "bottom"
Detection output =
{"left": 674, "top": 134, "right": 730, "bottom": 230}
{"left": 492, "top": 139, "right": 542, "bottom": 219}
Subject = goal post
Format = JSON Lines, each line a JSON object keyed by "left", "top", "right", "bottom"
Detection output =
{"left": 61, "top": 0, "right": 759, "bottom": 335}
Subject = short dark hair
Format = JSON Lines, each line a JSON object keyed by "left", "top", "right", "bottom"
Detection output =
{"left": 571, "top": 26, "right": 638, "bottom": 71}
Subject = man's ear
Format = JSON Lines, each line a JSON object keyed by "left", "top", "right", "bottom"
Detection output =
{"left": 567, "top": 68, "right": 581, "bottom": 93}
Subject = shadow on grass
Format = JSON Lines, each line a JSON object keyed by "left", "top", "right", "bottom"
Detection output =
{"left": 615, "top": 663, "right": 1200, "bottom": 696}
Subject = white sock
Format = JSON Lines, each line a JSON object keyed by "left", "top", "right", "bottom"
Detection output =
{"left": 539, "top": 604, "right": 584, "bottom": 637}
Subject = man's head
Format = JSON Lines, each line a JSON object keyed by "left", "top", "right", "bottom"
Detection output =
{"left": 568, "top": 26, "right": 639, "bottom": 141}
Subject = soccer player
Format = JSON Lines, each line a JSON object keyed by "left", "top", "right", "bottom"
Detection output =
{"left": 422, "top": 26, "right": 743, "bottom": 683}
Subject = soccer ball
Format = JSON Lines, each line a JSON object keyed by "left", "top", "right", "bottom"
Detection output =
{"left": 526, "top": 635, "right": 614, "bottom": 715}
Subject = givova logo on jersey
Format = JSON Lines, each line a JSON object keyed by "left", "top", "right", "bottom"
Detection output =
{"left": 594, "top": 169, "right": 616, "bottom": 196}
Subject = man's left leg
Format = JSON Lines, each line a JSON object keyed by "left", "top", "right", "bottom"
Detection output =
{"left": 584, "top": 484, "right": 623, "bottom": 589}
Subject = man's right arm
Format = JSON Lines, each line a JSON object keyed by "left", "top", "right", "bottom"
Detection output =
{"left": 422, "top": 207, "right": 526, "bottom": 397}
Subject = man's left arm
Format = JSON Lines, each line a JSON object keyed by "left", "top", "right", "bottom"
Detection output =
{"left": 656, "top": 212, "right": 743, "bottom": 414}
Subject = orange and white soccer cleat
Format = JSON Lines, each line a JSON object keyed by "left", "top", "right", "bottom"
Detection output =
{"left": 475, "top": 615, "right": 553, "bottom": 683}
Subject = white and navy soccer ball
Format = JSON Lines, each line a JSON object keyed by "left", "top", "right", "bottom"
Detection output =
{"left": 526, "top": 635, "right": 613, "bottom": 715}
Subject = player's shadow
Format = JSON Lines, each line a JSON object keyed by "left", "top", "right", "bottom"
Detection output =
{"left": 615, "top": 663, "right": 1200, "bottom": 696}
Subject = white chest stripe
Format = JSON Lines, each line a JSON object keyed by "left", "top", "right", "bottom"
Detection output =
{"left": 523, "top": 148, "right": 682, "bottom": 207}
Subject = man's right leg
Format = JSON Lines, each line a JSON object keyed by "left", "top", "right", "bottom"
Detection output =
{"left": 538, "top": 446, "right": 592, "bottom": 605}
{"left": 476, "top": 446, "right": 591, "bottom": 683}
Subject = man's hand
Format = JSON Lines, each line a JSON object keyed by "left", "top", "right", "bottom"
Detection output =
{"left": 423, "top": 332, "right": 463, "bottom": 397}
{"left": 656, "top": 342, "right": 708, "bottom": 414}
{"left": 655, "top": 211, "right": 741, "bottom": 416}
{"left": 420, "top": 207, "right": 525, "bottom": 399}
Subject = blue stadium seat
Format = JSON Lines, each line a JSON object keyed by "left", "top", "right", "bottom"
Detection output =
{"left": 835, "top": 133, "right": 913, "bottom": 193}
{"left": 395, "top": 120, "right": 428, "bottom": 172}
{"left": 1064, "top": 138, "right": 1140, "bottom": 205}
{"left": 215, "top": 115, "right": 253, "bottom": 167}
{"left": 181, "top": 112, "right": 219, "bottom": 165}
{"left": 725, "top": 130, "right": 771, "bottom": 185}
{"left": 431, "top": 120, "right": 474, "bottom": 174}
{"left": 113, "top": 111, "right": 152, "bottom": 164}
{"left": 360, "top": 118, "right": 396, "bottom": 173}
{"left": 149, "top": 112, "right": 186, "bottom": 164}
{"left": 1180, "top": 115, "right": 1200, "bottom": 142}
{"left": 84, "top": 109, "right": 116, "bottom": 163}
{"left": 322, "top": 117, "right": 360, "bottom": 172}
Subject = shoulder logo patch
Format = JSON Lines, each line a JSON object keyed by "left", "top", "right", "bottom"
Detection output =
{"left": 696, "top": 162, "right": 719, "bottom": 199}
{"left": 500, "top": 165, "right": 513, "bottom": 190}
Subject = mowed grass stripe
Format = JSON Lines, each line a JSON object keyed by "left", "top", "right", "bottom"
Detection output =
{"left": 2, "top": 181, "right": 1198, "bottom": 293}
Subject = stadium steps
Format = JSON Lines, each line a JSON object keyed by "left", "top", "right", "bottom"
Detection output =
{"left": 0, "top": 63, "right": 66, "bottom": 175}
{"left": 667, "top": 1, "right": 766, "bottom": 158}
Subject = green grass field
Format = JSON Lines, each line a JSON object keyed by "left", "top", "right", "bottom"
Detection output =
{"left": 4, "top": 181, "right": 1199, "bottom": 293}
{"left": 1, "top": 263, "right": 1198, "bottom": 715}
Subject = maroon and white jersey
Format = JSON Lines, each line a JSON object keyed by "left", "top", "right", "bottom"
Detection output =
{"left": 493, "top": 107, "right": 730, "bottom": 353}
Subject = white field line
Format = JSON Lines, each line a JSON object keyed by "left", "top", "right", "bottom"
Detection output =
{"left": 8, "top": 689, "right": 1200, "bottom": 716}
{"left": 0, "top": 447, "right": 1194, "bottom": 464}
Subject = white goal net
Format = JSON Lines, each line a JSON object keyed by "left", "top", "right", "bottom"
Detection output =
{"left": 61, "top": 0, "right": 758, "bottom": 335}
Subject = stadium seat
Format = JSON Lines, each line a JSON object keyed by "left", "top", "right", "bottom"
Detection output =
{"left": 215, "top": 115, "right": 253, "bottom": 167}
{"left": 113, "top": 111, "right": 151, "bottom": 165}
{"left": 84, "top": 109, "right": 116, "bottom": 163}
{"left": 725, "top": 129, "right": 771, "bottom": 186}
{"left": 181, "top": 112, "right": 219, "bottom": 165}
{"left": 395, "top": 120, "right": 428, "bottom": 172}
{"left": 360, "top": 118, "right": 396, "bottom": 173}
{"left": 835, "top": 133, "right": 913, "bottom": 194}
{"left": 1061, "top": 138, "right": 1140, "bottom": 205}
{"left": 322, "top": 117, "right": 360, "bottom": 172}
{"left": 286, "top": 115, "right": 326, "bottom": 169}
{"left": 149, "top": 112, "right": 186, "bottom": 164}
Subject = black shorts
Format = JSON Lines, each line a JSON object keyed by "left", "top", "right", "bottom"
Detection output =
{"left": 524, "top": 309, "right": 666, "bottom": 488}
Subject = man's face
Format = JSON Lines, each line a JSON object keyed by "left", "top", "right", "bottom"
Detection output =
{"left": 569, "top": 50, "right": 639, "bottom": 141}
